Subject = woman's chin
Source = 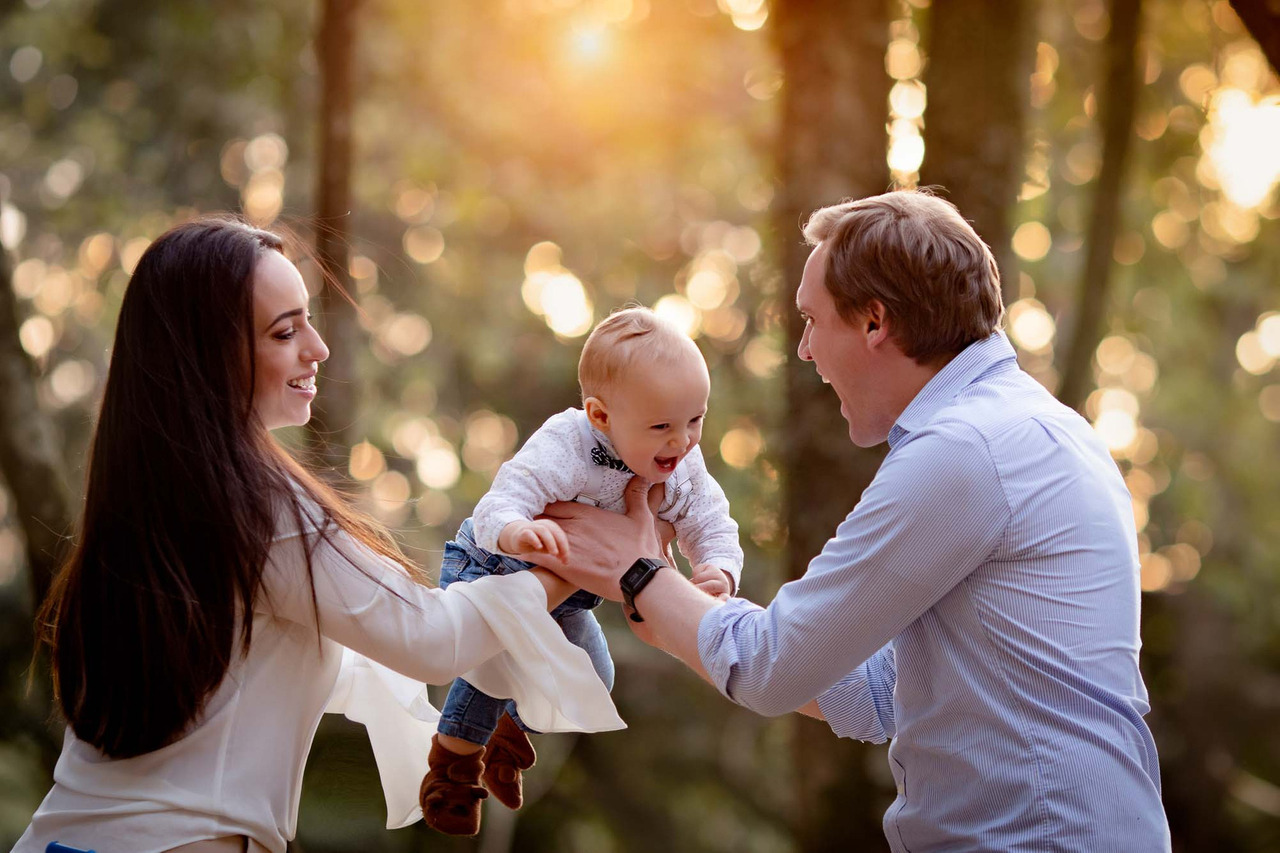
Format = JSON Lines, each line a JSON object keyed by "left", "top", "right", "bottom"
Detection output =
{"left": 260, "top": 408, "right": 313, "bottom": 432}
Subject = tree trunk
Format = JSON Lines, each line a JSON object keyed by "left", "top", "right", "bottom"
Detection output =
{"left": 0, "top": 246, "right": 74, "bottom": 771}
{"left": 1229, "top": 0, "right": 1280, "bottom": 74}
{"left": 773, "top": 1, "right": 894, "bottom": 848}
{"left": 307, "top": 0, "right": 362, "bottom": 465}
{"left": 920, "top": 0, "right": 1035, "bottom": 308}
{"left": 1056, "top": 0, "right": 1142, "bottom": 412}
{"left": 0, "top": 248, "right": 73, "bottom": 609}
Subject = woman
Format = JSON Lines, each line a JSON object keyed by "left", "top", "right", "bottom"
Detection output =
{"left": 16, "top": 218, "right": 615, "bottom": 853}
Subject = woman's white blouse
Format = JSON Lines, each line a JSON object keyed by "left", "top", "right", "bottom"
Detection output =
{"left": 16, "top": 521, "right": 623, "bottom": 853}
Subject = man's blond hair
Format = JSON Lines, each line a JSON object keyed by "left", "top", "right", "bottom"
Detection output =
{"left": 578, "top": 307, "right": 700, "bottom": 400}
{"left": 803, "top": 189, "right": 1004, "bottom": 364}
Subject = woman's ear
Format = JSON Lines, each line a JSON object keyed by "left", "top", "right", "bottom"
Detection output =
{"left": 584, "top": 396, "right": 610, "bottom": 432}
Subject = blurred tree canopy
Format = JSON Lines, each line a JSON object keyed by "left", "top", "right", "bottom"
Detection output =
{"left": 2, "top": 1, "right": 1280, "bottom": 851}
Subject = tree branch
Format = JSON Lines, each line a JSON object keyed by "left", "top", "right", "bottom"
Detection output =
{"left": 307, "top": 0, "right": 363, "bottom": 466}
{"left": 1229, "top": 0, "right": 1280, "bottom": 75}
{"left": 1057, "top": 0, "right": 1143, "bottom": 411}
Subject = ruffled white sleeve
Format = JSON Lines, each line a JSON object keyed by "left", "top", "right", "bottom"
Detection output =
{"left": 264, "top": 528, "right": 624, "bottom": 828}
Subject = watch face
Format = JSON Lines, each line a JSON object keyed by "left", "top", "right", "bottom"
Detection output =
{"left": 622, "top": 558, "right": 662, "bottom": 594}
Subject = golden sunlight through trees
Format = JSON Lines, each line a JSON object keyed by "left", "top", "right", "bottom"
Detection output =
{"left": 521, "top": 241, "right": 594, "bottom": 338}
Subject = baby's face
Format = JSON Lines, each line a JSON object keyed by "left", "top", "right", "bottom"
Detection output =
{"left": 594, "top": 354, "right": 710, "bottom": 483}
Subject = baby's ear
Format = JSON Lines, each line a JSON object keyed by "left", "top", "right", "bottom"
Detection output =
{"left": 584, "top": 396, "right": 610, "bottom": 431}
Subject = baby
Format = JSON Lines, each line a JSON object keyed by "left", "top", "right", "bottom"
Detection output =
{"left": 419, "top": 306, "right": 743, "bottom": 835}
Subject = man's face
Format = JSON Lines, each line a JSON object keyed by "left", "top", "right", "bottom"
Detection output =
{"left": 796, "top": 244, "right": 890, "bottom": 447}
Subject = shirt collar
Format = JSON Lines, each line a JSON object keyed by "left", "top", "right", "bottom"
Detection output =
{"left": 887, "top": 331, "right": 1018, "bottom": 449}
{"left": 586, "top": 421, "right": 633, "bottom": 473}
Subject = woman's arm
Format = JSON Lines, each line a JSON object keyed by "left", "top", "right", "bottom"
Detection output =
{"left": 260, "top": 528, "right": 574, "bottom": 684}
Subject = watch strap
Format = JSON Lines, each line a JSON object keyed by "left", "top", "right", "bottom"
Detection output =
{"left": 620, "top": 558, "right": 665, "bottom": 623}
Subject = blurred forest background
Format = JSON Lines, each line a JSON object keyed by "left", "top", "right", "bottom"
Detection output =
{"left": 2, "top": 0, "right": 1279, "bottom": 850}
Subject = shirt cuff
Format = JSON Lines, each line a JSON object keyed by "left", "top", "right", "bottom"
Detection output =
{"left": 696, "top": 597, "right": 761, "bottom": 701}
{"left": 815, "top": 654, "right": 895, "bottom": 743}
{"left": 474, "top": 510, "right": 525, "bottom": 554}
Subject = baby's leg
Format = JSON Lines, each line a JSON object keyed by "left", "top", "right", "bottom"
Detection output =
{"left": 434, "top": 532, "right": 503, "bottom": 753}
{"left": 557, "top": 608, "right": 615, "bottom": 691}
{"left": 437, "top": 677, "right": 507, "bottom": 749}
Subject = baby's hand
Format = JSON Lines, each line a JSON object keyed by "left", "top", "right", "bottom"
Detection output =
{"left": 690, "top": 564, "right": 733, "bottom": 599}
{"left": 499, "top": 519, "right": 570, "bottom": 560}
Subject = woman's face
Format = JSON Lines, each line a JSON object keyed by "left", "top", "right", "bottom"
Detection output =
{"left": 251, "top": 251, "right": 329, "bottom": 430}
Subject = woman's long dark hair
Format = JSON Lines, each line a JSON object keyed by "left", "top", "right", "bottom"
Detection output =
{"left": 37, "top": 217, "right": 415, "bottom": 758}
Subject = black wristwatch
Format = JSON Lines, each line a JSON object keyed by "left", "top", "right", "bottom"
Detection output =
{"left": 620, "top": 557, "right": 666, "bottom": 623}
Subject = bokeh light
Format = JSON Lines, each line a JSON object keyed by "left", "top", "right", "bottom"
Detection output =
{"left": 462, "top": 410, "right": 518, "bottom": 476}
{"left": 1012, "top": 222, "right": 1052, "bottom": 262}
{"left": 404, "top": 226, "right": 445, "bottom": 264}
{"left": 1199, "top": 89, "right": 1280, "bottom": 209}
{"left": 1006, "top": 298, "right": 1056, "bottom": 353}
{"left": 887, "top": 122, "right": 925, "bottom": 174}
{"left": 380, "top": 313, "right": 433, "bottom": 357}
{"left": 349, "top": 441, "right": 387, "bottom": 482}
{"left": 889, "top": 80, "right": 926, "bottom": 120}
{"left": 415, "top": 489, "right": 453, "bottom": 528}
{"left": 521, "top": 242, "right": 594, "bottom": 337}
{"left": 48, "top": 359, "right": 96, "bottom": 405}
{"left": 370, "top": 470, "right": 412, "bottom": 524}
{"left": 742, "top": 334, "right": 784, "bottom": 378}
{"left": 0, "top": 202, "right": 27, "bottom": 249}
{"left": 540, "top": 273, "right": 594, "bottom": 337}
{"left": 1237, "top": 330, "right": 1274, "bottom": 375}
{"left": 415, "top": 435, "right": 462, "bottom": 490}
{"left": 720, "top": 423, "right": 764, "bottom": 469}
{"left": 1259, "top": 385, "right": 1280, "bottom": 422}
{"left": 654, "top": 294, "right": 701, "bottom": 338}
{"left": 719, "top": 0, "right": 768, "bottom": 31}
{"left": 18, "top": 315, "right": 56, "bottom": 358}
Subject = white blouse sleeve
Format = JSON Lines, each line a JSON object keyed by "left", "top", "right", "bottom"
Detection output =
{"left": 261, "top": 527, "right": 510, "bottom": 684}
{"left": 261, "top": 523, "right": 625, "bottom": 829}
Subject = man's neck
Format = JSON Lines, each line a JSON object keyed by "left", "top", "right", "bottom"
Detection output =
{"left": 884, "top": 353, "right": 955, "bottom": 429}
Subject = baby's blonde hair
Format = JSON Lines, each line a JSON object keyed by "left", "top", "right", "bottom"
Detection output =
{"left": 578, "top": 307, "right": 701, "bottom": 400}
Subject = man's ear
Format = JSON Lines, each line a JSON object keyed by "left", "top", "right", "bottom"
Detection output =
{"left": 864, "top": 300, "right": 890, "bottom": 346}
{"left": 584, "top": 396, "right": 610, "bottom": 431}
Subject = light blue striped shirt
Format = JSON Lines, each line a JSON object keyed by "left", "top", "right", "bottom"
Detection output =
{"left": 698, "top": 332, "right": 1170, "bottom": 852}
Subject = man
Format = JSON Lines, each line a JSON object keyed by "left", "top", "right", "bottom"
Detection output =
{"left": 538, "top": 190, "right": 1170, "bottom": 852}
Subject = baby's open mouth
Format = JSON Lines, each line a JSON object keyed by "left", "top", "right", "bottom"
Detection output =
{"left": 655, "top": 455, "right": 678, "bottom": 473}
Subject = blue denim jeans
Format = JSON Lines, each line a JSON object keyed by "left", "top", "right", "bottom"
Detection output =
{"left": 436, "top": 518, "right": 615, "bottom": 746}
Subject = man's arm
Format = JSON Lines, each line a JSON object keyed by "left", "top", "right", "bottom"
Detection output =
{"left": 814, "top": 643, "right": 897, "bottom": 741}
{"left": 531, "top": 476, "right": 722, "bottom": 681}
{"left": 537, "top": 422, "right": 1008, "bottom": 717}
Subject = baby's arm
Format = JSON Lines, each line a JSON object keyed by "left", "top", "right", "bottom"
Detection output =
{"left": 473, "top": 411, "right": 589, "bottom": 555}
{"left": 498, "top": 518, "right": 570, "bottom": 560}
{"left": 670, "top": 447, "right": 745, "bottom": 594}
{"left": 690, "top": 563, "right": 734, "bottom": 599}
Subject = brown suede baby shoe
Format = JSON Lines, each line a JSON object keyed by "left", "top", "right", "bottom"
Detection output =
{"left": 419, "top": 735, "right": 489, "bottom": 835}
{"left": 481, "top": 713, "right": 537, "bottom": 810}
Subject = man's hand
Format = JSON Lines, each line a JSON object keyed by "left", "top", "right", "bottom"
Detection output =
{"left": 690, "top": 564, "right": 733, "bottom": 599}
{"left": 498, "top": 519, "right": 570, "bottom": 559}
{"left": 529, "top": 476, "right": 667, "bottom": 601}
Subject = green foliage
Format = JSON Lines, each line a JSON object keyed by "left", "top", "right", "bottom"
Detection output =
{"left": 3, "top": 0, "right": 1280, "bottom": 850}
